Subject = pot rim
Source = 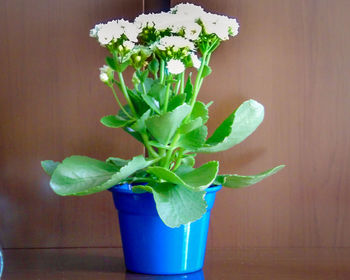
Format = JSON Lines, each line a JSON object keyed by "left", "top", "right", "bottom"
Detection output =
{"left": 109, "top": 183, "right": 222, "bottom": 194}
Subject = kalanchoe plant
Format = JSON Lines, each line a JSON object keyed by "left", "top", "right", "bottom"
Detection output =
{"left": 42, "top": 3, "right": 284, "bottom": 228}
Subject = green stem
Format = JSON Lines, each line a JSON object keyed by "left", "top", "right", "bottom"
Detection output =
{"left": 117, "top": 71, "right": 137, "bottom": 116}
{"left": 160, "top": 59, "right": 165, "bottom": 84}
{"left": 172, "top": 150, "right": 184, "bottom": 171}
{"left": 110, "top": 84, "right": 133, "bottom": 119}
{"left": 175, "top": 76, "right": 181, "bottom": 95}
{"left": 163, "top": 74, "right": 172, "bottom": 113}
{"left": 180, "top": 72, "right": 185, "bottom": 94}
{"left": 141, "top": 133, "right": 159, "bottom": 158}
{"left": 190, "top": 51, "right": 208, "bottom": 109}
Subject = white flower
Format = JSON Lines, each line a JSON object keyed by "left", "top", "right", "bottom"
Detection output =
{"left": 228, "top": 18, "right": 239, "bottom": 37}
{"left": 190, "top": 53, "right": 201, "bottom": 69}
{"left": 99, "top": 65, "right": 112, "bottom": 83}
{"left": 157, "top": 36, "right": 195, "bottom": 51}
{"left": 166, "top": 59, "right": 185, "bottom": 74}
{"left": 183, "top": 21, "right": 202, "bottom": 40}
{"left": 90, "top": 23, "right": 104, "bottom": 38}
{"left": 117, "top": 19, "right": 140, "bottom": 42}
{"left": 134, "top": 13, "right": 157, "bottom": 29}
{"left": 200, "top": 12, "right": 239, "bottom": 40}
{"left": 97, "top": 24, "right": 116, "bottom": 45}
{"left": 123, "top": 40, "right": 135, "bottom": 50}
{"left": 170, "top": 17, "right": 202, "bottom": 41}
{"left": 100, "top": 72, "right": 109, "bottom": 83}
{"left": 94, "top": 19, "right": 140, "bottom": 46}
{"left": 171, "top": 3, "right": 205, "bottom": 17}
{"left": 135, "top": 12, "right": 176, "bottom": 31}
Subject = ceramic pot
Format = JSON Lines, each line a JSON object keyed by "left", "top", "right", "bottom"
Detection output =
{"left": 109, "top": 183, "right": 221, "bottom": 275}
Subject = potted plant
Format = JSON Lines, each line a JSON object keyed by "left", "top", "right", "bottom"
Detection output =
{"left": 41, "top": 3, "right": 284, "bottom": 275}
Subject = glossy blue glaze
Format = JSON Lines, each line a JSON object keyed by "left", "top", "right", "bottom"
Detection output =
{"left": 0, "top": 247, "right": 3, "bottom": 277}
{"left": 109, "top": 184, "right": 221, "bottom": 275}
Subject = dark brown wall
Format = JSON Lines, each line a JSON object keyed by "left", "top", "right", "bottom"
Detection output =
{"left": 1, "top": 0, "right": 349, "bottom": 249}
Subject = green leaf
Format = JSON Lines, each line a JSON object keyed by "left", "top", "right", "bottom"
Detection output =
{"left": 123, "top": 127, "right": 144, "bottom": 143}
{"left": 118, "top": 61, "right": 130, "bottom": 72}
{"left": 147, "top": 161, "right": 219, "bottom": 191}
{"left": 181, "top": 156, "right": 195, "bottom": 167}
{"left": 191, "top": 101, "right": 209, "bottom": 124}
{"left": 145, "top": 103, "right": 191, "bottom": 145}
{"left": 50, "top": 156, "right": 119, "bottom": 196}
{"left": 100, "top": 115, "right": 133, "bottom": 128}
{"left": 127, "top": 89, "right": 148, "bottom": 116}
{"left": 179, "top": 117, "right": 203, "bottom": 134}
{"left": 140, "top": 93, "right": 160, "bottom": 114}
{"left": 106, "top": 157, "right": 129, "bottom": 168}
{"left": 184, "top": 74, "right": 193, "bottom": 103}
{"left": 148, "top": 58, "right": 159, "bottom": 76}
{"left": 168, "top": 94, "right": 186, "bottom": 112}
{"left": 178, "top": 125, "right": 208, "bottom": 150}
{"left": 131, "top": 110, "right": 151, "bottom": 133}
{"left": 216, "top": 165, "right": 285, "bottom": 188}
{"left": 148, "top": 82, "right": 167, "bottom": 108}
{"left": 198, "top": 100, "right": 264, "bottom": 153}
{"left": 133, "top": 183, "right": 207, "bottom": 228}
{"left": 201, "top": 65, "right": 212, "bottom": 78}
{"left": 106, "top": 57, "right": 116, "bottom": 70}
{"left": 50, "top": 155, "right": 154, "bottom": 196}
{"left": 41, "top": 160, "right": 60, "bottom": 176}
{"left": 102, "top": 155, "right": 156, "bottom": 190}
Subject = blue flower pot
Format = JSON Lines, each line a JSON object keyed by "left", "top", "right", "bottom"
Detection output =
{"left": 109, "top": 183, "right": 221, "bottom": 275}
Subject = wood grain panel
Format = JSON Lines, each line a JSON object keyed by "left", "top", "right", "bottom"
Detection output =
{"left": 0, "top": 0, "right": 143, "bottom": 248}
{"left": 171, "top": 0, "right": 350, "bottom": 248}
{"left": 1, "top": 0, "right": 349, "bottom": 249}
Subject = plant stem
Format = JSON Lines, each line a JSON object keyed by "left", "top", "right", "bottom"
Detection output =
{"left": 110, "top": 84, "right": 133, "bottom": 119}
{"left": 163, "top": 74, "right": 172, "bottom": 113}
{"left": 160, "top": 59, "right": 165, "bottom": 84}
{"left": 141, "top": 133, "right": 159, "bottom": 158}
{"left": 180, "top": 71, "right": 185, "bottom": 94}
{"left": 172, "top": 148, "right": 184, "bottom": 171}
{"left": 175, "top": 76, "right": 181, "bottom": 95}
{"left": 117, "top": 71, "right": 137, "bottom": 116}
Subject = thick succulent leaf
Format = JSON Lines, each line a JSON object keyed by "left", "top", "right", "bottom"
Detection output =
{"left": 140, "top": 93, "right": 160, "bottom": 114}
{"left": 123, "top": 127, "right": 144, "bottom": 143}
{"left": 145, "top": 103, "right": 191, "bottom": 144}
{"left": 216, "top": 165, "right": 285, "bottom": 188}
{"left": 181, "top": 156, "right": 195, "bottom": 167}
{"left": 184, "top": 74, "right": 193, "bottom": 103}
{"left": 99, "top": 155, "right": 156, "bottom": 190}
{"left": 201, "top": 65, "right": 212, "bottom": 78}
{"left": 177, "top": 125, "right": 208, "bottom": 150}
{"left": 178, "top": 117, "right": 203, "bottom": 134}
{"left": 148, "top": 82, "right": 167, "bottom": 108}
{"left": 50, "top": 156, "right": 119, "bottom": 196}
{"left": 133, "top": 183, "right": 207, "bottom": 228}
{"left": 41, "top": 160, "right": 60, "bottom": 176}
{"left": 198, "top": 100, "right": 264, "bottom": 153}
{"left": 106, "top": 157, "right": 129, "bottom": 168}
{"left": 100, "top": 115, "right": 133, "bottom": 128}
{"left": 191, "top": 101, "right": 209, "bottom": 124}
{"left": 50, "top": 155, "right": 154, "bottom": 196}
{"left": 131, "top": 110, "right": 151, "bottom": 133}
{"left": 168, "top": 94, "right": 186, "bottom": 111}
{"left": 147, "top": 161, "right": 219, "bottom": 191}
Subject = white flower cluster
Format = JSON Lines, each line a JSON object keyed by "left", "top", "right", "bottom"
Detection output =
{"left": 166, "top": 59, "right": 185, "bottom": 75}
{"left": 90, "top": 19, "right": 139, "bottom": 46}
{"left": 99, "top": 65, "right": 113, "bottom": 83}
{"left": 156, "top": 36, "right": 195, "bottom": 51}
{"left": 91, "top": 3, "right": 239, "bottom": 79}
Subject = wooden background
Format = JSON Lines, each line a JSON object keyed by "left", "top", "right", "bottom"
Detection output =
{"left": 0, "top": 0, "right": 349, "bottom": 249}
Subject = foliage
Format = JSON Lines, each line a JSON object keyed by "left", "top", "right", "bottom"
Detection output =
{"left": 41, "top": 3, "right": 284, "bottom": 227}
